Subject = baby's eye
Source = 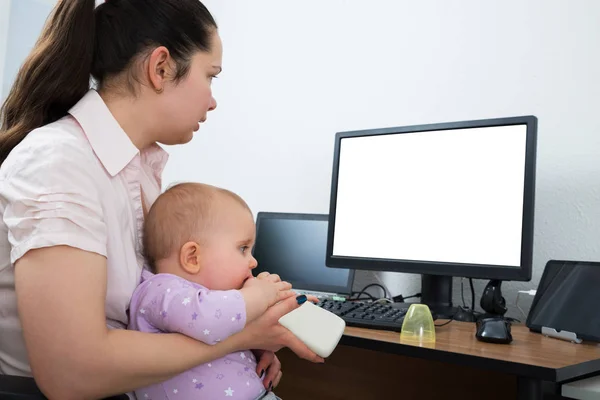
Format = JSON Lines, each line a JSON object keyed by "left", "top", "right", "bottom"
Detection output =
{"left": 240, "top": 246, "right": 249, "bottom": 254}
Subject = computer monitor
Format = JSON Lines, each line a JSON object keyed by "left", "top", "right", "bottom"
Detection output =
{"left": 253, "top": 212, "right": 355, "bottom": 296}
{"left": 326, "top": 116, "right": 537, "bottom": 316}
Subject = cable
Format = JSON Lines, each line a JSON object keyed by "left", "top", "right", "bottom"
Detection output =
{"left": 469, "top": 278, "right": 475, "bottom": 312}
{"left": 516, "top": 289, "right": 536, "bottom": 319}
{"left": 460, "top": 278, "right": 476, "bottom": 312}
{"left": 435, "top": 308, "right": 461, "bottom": 327}
{"left": 435, "top": 319, "right": 454, "bottom": 327}
{"left": 349, "top": 293, "right": 394, "bottom": 304}
{"left": 356, "top": 283, "right": 388, "bottom": 299}
{"left": 348, "top": 281, "right": 401, "bottom": 303}
{"left": 393, "top": 293, "right": 421, "bottom": 303}
{"left": 348, "top": 291, "right": 377, "bottom": 301}
{"left": 372, "top": 274, "right": 394, "bottom": 301}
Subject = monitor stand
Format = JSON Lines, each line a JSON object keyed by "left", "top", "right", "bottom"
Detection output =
{"left": 420, "top": 274, "right": 458, "bottom": 319}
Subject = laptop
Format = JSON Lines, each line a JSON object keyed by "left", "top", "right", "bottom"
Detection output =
{"left": 252, "top": 212, "right": 355, "bottom": 300}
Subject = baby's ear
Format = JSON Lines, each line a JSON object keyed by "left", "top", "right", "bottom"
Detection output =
{"left": 180, "top": 241, "right": 202, "bottom": 275}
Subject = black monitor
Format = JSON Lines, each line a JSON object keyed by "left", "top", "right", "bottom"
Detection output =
{"left": 253, "top": 212, "right": 355, "bottom": 296}
{"left": 326, "top": 116, "right": 537, "bottom": 316}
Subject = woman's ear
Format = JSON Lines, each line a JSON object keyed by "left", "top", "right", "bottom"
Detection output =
{"left": 147, "top": 46, "right": 173, "bottom": 93}
{"left": 180, "top": 241, "right": 202, "bottom": 275}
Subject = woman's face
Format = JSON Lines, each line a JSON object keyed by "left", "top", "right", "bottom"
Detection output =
{"left": 156, "top": 32, "right": 223, "bottom": 146}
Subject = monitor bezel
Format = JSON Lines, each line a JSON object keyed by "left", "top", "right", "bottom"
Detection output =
{"left": 326, "top": 115, "right": 537, "bottom": 281}
{"left": 254, "top": 212, "right": 356, "bottom": 294}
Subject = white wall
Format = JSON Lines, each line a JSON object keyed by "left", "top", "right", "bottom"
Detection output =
{"left": 1, "top": 0, "right": 597, "bottom": 318}
{"left": 2, "top": 0, "right": 53, "bottom": 99}
{"left": 162, "top": 0, "right": 600, "bottom": 318}
{"left": 0, "top": 0, "right": 11, "bottom": 101}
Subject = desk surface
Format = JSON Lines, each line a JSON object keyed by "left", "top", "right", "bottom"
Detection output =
{"left": 341, "top": 321, "right": 600, "bottom": 383}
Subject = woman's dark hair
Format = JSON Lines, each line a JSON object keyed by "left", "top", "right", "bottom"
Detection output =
{"left": 0, "top": 0, "right": 217, "bottom": 165}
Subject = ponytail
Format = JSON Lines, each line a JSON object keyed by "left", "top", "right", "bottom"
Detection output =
{"left": 0, "top": 0, "right": 96, "bottom": 165}
{"left": 0, "top": 0, "right": 218, "bottom": 166}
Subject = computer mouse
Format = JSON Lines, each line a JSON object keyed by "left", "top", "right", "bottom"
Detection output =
{"left": 475, "top": 316, "right": 513, "bottom": 344}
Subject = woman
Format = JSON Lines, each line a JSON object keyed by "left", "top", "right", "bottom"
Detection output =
{"left": 0, "top": 1, "right": 322, "bottom": 399}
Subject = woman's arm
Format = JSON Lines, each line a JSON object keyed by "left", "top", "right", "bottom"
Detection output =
{"left": 134, "top": 276, "right": 255, "bottom": 344}
{"left": 15, "top": 246, "right": 242, "bottom": 400}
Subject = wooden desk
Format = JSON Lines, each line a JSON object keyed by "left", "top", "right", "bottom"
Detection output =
{"left": 275, "top": 321, "right": 600, "bottom": 399}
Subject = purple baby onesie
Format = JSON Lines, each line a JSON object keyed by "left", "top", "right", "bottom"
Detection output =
{"left": 129, "top": 270, "right": 267, "bottom": 399}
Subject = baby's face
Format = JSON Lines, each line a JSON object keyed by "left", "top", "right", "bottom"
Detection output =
{"left": 193, "top": 200, "right": 258, "bottom": 290}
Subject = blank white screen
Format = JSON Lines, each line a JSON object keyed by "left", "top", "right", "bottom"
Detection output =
{"left": 332, "top": 124, "right": 527, "bottom": 267}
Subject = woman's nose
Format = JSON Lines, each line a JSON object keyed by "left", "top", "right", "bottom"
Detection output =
{"left": 208, "top": 96, "right": 217, "bottom": 112}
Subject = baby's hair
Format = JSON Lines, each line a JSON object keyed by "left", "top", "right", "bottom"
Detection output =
{"left": 143, "top": 182, "right": 251, "bottom": 273}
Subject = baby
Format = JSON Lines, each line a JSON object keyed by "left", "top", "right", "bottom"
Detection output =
{"left": 129, "top": 182, "right": 292, "bottom": 400}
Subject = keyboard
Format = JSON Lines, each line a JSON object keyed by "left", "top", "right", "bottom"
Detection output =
{"left": 317, "top": 299, "right": 409, "bottom": 332}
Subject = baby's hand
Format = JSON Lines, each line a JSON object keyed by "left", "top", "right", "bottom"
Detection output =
{"left": 255, "top": 271, "right": 283, "bottom": 284}
{"left": 243, "top": 276, "right": 294, "bottom": 307}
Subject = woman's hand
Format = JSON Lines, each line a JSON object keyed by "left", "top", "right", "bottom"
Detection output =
{"left": 231, "top": 294, "right": 324, "bottom": 363}
{"left": 253, "top": 350, "right": 282, "bottom": 390}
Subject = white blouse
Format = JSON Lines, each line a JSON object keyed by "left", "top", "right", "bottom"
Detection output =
{"left": 0, "top": 90, "right": 168, "bottom": 376}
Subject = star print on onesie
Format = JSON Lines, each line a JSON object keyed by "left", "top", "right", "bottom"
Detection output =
{"left": 128, "top": 270, "right": 267, "bottom": 399}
